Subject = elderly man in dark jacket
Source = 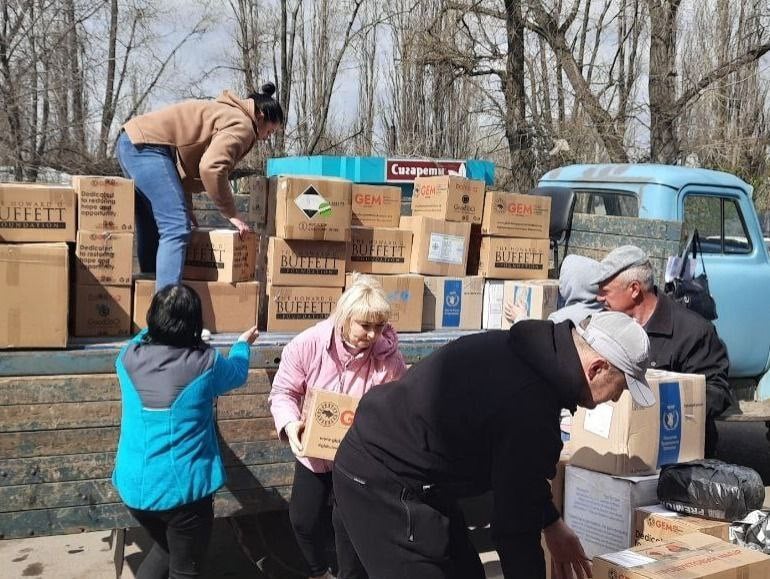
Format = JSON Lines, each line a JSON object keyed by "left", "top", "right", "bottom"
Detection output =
{"left": 332, "top": 311, "right": 653, "bottom": 579}
{"left": 594, "top": 245, "right": 736, "bottom": 458}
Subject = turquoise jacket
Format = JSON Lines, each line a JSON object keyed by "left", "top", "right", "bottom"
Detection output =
{"left": 112, "top": 331, "right": 250, "bottom": 511}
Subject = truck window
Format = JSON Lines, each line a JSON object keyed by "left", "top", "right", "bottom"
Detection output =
{"left": 683, "top": 195, "right": 752, "bottom": 254}
{"left": 574, "top": 190, "right": 638, "bottom": 217}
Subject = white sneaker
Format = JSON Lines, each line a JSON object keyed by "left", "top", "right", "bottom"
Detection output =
{"left": 201, "top": 328, "right": 212, "bottom": 342}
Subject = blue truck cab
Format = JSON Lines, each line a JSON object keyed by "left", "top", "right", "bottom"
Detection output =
{"left": 538, "top": 164, "right": 770, "bottom": 399}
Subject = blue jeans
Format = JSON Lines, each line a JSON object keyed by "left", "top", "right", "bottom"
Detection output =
{"left": 116, "top": 131, "right": 191, "bottom": 292}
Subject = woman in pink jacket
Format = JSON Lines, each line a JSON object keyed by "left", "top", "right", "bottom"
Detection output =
{"left": 269, "top": 274, "right": 407, "bottom": 579}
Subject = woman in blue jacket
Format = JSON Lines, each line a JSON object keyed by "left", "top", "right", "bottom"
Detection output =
{"left": 112, "top": 284, "right": 259, "bottom": 578}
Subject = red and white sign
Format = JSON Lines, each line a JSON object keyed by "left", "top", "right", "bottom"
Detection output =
{"left": 385, "top": 159, "right": 466, "bottom": 183}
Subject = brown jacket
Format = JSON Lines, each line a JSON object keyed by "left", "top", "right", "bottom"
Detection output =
{"left": 123, "top": 91, "right": 258, "bottom": 218}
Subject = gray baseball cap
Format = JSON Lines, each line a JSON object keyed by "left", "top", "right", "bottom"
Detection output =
{"left": 593, "top": 245, "right": 650, "bottom": 285}
{"left": 575, "top": 311, "right": 655, "bottom": 407}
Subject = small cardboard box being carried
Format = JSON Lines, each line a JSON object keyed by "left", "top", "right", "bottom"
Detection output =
{"left": 75, "top": 231, "right": 134, "bottom": 286}
{"left": 183, "top": 228, "right": 258, "bottom": 283}
{"left": 0, "top": 243, "right": 69, "bottom": 348}
{"left": 72, "top": 284, "right": 132, "bottom": 338}
{"left": 352, "top": 184, "right": 402, "bottom": 228}
{"left": 481, "top": 191, "right": 551, "bottom": 238}
{"left": 0, "top": 183, "right": 76, "bottom": 242}
{"left": 482, "top": 279, "right": 560, "bottom": 330}
{"left": 634, "top": 504, "right": 730, "bottom": 546}
{"left": 411, "top": 175, "right": 486, "bottom": 224}
{"left": 478, "top": 236, "right": 550, "bottom": 280}
{"left": 72, "top": 175, "right": 135, "bottom": 232}
{"left": 400, "top": 216, "right": 471, "bottom": 277}
{"left": 274, "top": 175, "right": 352, "bottom": 242}
{"left": 564, "top": 464, "right": 660, "bottom": 559}
{"left": 345, "top": 273, "right": 424, "bottom": 333}
{"left": 593, "top": 532, "right": 770, "bottom": 579}
{"left": 266, "top": 286, "right": 342, "bottom": 332}
{"left": 134, "top": 278, "right": 260, "bottom": 333}
{"left": 422, "top": 276, "right": 484, "bottom": 331}
{"left": 570, "top": 370, "right": 706, "bottom": 477}
{"left": 347, "top": 227, "right": 413, "bottom": 275}
{"left": 267, "top": 237, "right": 347, "bottom": 287}
{"left": 299, "top": 389, "right": 360, "bottom": 461}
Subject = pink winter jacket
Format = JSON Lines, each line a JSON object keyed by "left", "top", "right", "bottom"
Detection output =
{"left": 268, "top": 318, "right": 407, "bottom": 473}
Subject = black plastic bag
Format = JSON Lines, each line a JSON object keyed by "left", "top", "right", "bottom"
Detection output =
{"left": 664, "top": 229, "right": 718, "bottom": 321}
{"left": 657, "top": 459, "right": 764, "bottom": 521}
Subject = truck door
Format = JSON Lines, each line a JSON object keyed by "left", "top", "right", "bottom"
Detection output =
{"left": 679, "top": 186, "right": 770, "bottom": 379}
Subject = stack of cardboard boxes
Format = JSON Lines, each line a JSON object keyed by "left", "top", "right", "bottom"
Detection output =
{"left": 0, "top": 183, "right": 76, "bottom": 348}
{"left": 71, "top": 176, "right": 135, "bottom": 338}
{"left": 265, "top": 176, "right": 351, "bottom": 332}
{"left": 476, "top": 190, "right": 559, "bottom": 329}
{"left": 407, "top": 176, "right": 484, "bottom": 331}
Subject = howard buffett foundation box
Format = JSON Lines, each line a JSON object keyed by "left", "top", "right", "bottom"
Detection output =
{"left": 411, "top": 175, "right": 486, "bottom": 224}
{"left": 299, "top": 389, "right": 360, "bottom": 461}
{"left": 351, "top": 184, "right": 401, "bottom": 228}
{"left": 593, "top": 532, "right": 770, "bottom": 579}
{"left": 266, "top": 286, "right": 343, "bottom": 332}
{"left": 570, "top": 370, "right": 706, "bottom": 476}
{"left": 0, "top": 183, "right": 76, "bottom": 242}
{"left": 0, "top": 243, "right": 69, "bottom": 348}
{"left": 267, "top": 237, "right": 346, "bottom": 287}
{"left": 134, "top": 279, "right": 260, "bottom": 333}
{"left": 347, "top": 227, "right": 413, "bottom": 275}
{"left": 72, "top": 175, "right": 135, "bottom": 231}
{"left": 183, "top": 228, "right": 258, "bottom": 283}
{"left": 477, "top": 237, "right": 550, "bottom": 280}
{"left": 274, "top": 176, "right": 352, "bottom": 241}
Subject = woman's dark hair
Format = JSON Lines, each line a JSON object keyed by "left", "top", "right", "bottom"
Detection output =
{"left": 146, "top": 284, "right": 204, "bottom": 348}
{"left": 249, "top": 82, "right": 284, "bottom": 126}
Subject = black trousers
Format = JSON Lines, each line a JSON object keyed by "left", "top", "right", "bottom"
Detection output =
{"left": 127, "top": 495, "right": 214, "bottom": 579}
{"left": 333, "top": 442, "right": 485, "bottom": 579}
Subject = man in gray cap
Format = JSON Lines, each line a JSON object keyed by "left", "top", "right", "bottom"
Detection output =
{"left": 594, "top": 245, "right": 734, "bottom": 457}
{"left": 332, "top": 311, "right": 652, "bottom": 579}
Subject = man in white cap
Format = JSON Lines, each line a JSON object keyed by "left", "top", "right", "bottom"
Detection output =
{"left": 593, "top": 245, "right": 734, "bottom": 457}
{"left": 332, "top": 311, "right": 652, "bottom": 579}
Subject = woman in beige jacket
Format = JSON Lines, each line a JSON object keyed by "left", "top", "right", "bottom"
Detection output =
{"left": 117, "top": 82, "right": 283, "bottom": 291}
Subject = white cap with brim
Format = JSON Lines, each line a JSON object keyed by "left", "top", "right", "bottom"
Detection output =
{"left": 575, "top": 311, "right": 656, "bottom": 407}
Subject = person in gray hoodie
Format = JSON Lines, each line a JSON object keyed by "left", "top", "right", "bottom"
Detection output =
{"left": 505, "top": 254, "right": 605, "bottom": 326}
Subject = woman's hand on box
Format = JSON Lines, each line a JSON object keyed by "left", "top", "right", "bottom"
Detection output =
{"left": 284, "top": 421, "right": 305, "bottom": 456}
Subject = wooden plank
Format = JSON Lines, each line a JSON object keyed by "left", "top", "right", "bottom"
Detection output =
{"left": 0, "top": 418, "right": 277, "bottom": 459}
{"left": 571, "top": 214, "right": 682, "bottom": 240}
{"left": 0, "top": 401, "right": 121, "bottom": 432}
{"left": 216, "top": 394, "right": 270, "bottom": 420}
{"left": 719, "top": 400, "right": 770, "bottom": 422}
{"left": 0, "top": 441, "right": 292, "bottom": 487}
{"left": 0, "top": 487, "right": 292, "bottom": 539}
{"left": 568, "top": 231, "right": 679, "bottom": 259}
{"left": 0, "top": 463, "right": 294, "bottom": 513}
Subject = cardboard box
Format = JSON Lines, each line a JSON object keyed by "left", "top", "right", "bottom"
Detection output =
{"left": 134, "top": 279, "right": 260, "bottom": 333}
{"left": 481, "top": 191, "right": 551, "bottom": 238}
{"left": 544, "top": 445, "right": 573, "bottom": 579}
{"left": 75, "top": 231, "right": 134, "bottom": 286}
{"left": 570, "top": 370, "right": 706, "bottom": 476}
{"left": 564, "top": 465, "right": 660, "bottom": 559}
{"left": 183, "top": 228, "right": 258, "bottom": 283}
{"left": 72, "top": 175, "right": 135, "bottom": 232}
{"left": 73, "top": 284, "right": 132, "bottom": 337}
{"left": 400, "top": 216, "right": 470, "bottom": 277}
{"left": 274, "top": 176, "right": 352, "bottom": 241}
{"left": 352, "top": 184, "right": 402, "bottom": 228}
{"left": 478, "top": 236, "right": 550, "bottom": 280}
{"left": 299, "top": 389, "right": 360, "bottom": 461}
{"left": 482, "top": 279, "right": 560, "bottom": 329}
{"left": 422, "top": 276, "right": 484, "bottom": 330}
{"left": 266, "top": 286, "right": 342, "bottom": 332}
{"left": 0, "top": 243, "right": 68, "bottom": 348}
{"left": 346, "top": 274, "right": 424, "bottom": 333}
{"left": 411, "top": 176, "right": 485, "bottom": 224}
{"left": 634, "top": 504, "right": 730, "bottom": 546}
{"left": 593, "top": 532, "right": 770, "bottom": 578}
{"left": 242, "top": 175, "right": 268, "bottom": 225}
{"left": 0, "top": 183, "right": 76, "bottom": 242}
{"left": 348, "top": 227, "right": 413, "bottom": 275}
{"left": 267, "top": 237, "right": 346, "bottom": 288}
